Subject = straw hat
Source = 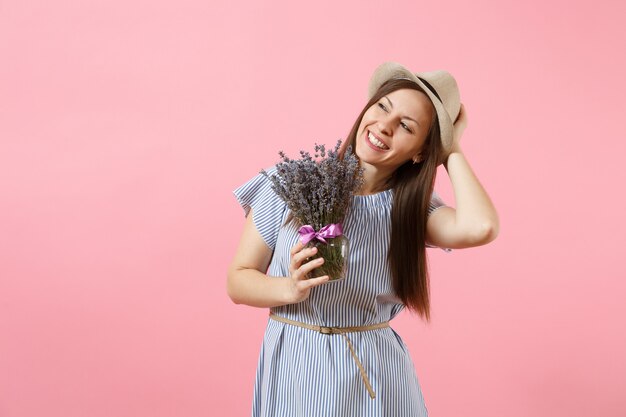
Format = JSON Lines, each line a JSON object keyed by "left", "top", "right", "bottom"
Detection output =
{"left": 367, "top": 62, "right": 461, "bottom": 163}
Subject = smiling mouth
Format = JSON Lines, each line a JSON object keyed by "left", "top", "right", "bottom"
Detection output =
{"left": 367, "top": 131, "right": 389, "bottom": 150}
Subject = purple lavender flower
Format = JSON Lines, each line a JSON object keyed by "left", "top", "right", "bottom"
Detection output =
{"left": 261, "top": 140, "right": 364, "bottom": 281}
{"left": 261, "top": 140, "right": 363, "bottom": 230}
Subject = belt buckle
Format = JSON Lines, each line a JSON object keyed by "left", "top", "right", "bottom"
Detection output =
{"left": 319, "top": 326, "right": 333, "bottom": 335}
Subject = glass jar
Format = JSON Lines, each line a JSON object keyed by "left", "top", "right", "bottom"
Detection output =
{"left": 306, "top": 235, "right": 349, "bottom": 282}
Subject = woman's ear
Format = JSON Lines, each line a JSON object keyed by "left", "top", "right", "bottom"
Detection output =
{"left": 412, "top": 154, "right": 422, "bottom": 164}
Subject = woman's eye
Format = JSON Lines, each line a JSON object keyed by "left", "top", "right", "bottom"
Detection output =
{"left": 401, "top": 122, "right": 412, "bottom": 132}
{"left": 377, "top": 103, "right": 388, "bottom": 111}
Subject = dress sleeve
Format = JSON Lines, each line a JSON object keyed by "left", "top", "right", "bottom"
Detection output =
{"left": 427, "top": 190, "right": 447, "bottom": 216}
{"left": 233, "top": 166, "right": 288, "bottom": 251}
{"left": 426, "top": 190, "right": 453, "bottom": 252}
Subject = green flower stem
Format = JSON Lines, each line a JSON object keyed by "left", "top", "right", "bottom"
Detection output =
{"left": 306, "top": 237, "right": 347, "bottom": 281}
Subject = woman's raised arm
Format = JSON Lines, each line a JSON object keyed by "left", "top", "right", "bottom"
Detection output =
{"left": 425, "top": 104, "right": 500, "bottom": 249}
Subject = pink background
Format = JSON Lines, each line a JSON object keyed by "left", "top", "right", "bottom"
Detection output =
{"left": 1, "top": 1, "right": 625, "bottom": 416}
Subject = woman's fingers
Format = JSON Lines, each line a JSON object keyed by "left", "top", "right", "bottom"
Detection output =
{"left": 289, "top": 241, "right": 305, "bottom": 257}
{"left": 285, "top": 241, "right": 329, "bottom": 303}
{"left": 289, "top": 243, "right": 319, "bottom": 275}
{"left": 294, "top": 247, "right": 318, "bottom": 268}
{"left": 295, "top": 255, "right": 324, "bottom": 279}
{"left": 297, "top": 274, "right": 329, "bottom": 290}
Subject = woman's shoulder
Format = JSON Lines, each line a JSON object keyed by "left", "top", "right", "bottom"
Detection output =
{"left": 233, "top": 165, "right": 286, "bottom": 212}
{"left": 232, "top": 165, "right": 288, "bottom": 250}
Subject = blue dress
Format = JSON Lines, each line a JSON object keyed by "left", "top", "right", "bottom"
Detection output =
{"left": 233, "top": 166, "right": 449, "bottom": 417}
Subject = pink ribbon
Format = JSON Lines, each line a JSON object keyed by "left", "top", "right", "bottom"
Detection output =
{"left": 298, "top": 223, "right": 343, "bottom": 245}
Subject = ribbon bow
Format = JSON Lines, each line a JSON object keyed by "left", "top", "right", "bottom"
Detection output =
{"left": 298, "top": 223, "right": 343, "bottom": 245}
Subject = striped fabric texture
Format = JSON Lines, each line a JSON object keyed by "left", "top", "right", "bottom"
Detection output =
{"left": 233, "top": 166, "right": 449, "bottom": 417}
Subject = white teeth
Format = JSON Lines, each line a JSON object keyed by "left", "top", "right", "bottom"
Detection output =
{"left": 368, "top": 132, "right": 388, "bottom": 149}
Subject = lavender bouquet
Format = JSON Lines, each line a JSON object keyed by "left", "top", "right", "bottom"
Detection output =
{"left": 262, "top": 140, "right": 364, "bottom": 281}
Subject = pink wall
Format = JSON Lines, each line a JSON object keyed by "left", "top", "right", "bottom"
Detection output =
{"left": 1, "top": 1, "right": 625, "bottom": 416}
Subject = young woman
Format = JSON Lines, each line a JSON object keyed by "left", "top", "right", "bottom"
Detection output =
{"left": 227, "top": 61, "right": 499, "bottom": 417}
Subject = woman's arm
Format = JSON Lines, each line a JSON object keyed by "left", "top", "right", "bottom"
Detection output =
{"left": 227, "top": 208, "right": 329, "bottom": 307}
{"left": 425, "top": 104, "right": 500, "bottom": 249}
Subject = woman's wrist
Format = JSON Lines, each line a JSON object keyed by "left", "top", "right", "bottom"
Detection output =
{"left": 278, "top": 277, "right": 296, "bottom": 305}
{"left": 444, "top": 147, "right": 463, "bottom": 171}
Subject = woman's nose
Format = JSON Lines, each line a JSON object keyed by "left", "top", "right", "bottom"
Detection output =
{"left": 377, "top": 116, "right": 393, "bottom": 135}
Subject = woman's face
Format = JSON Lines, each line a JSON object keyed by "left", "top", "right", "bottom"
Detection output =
{"left": 355, "top": 88, "right": 434, "bottom": 173}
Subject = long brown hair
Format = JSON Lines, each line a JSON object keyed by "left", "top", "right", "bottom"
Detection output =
{"left": 342, "top": 78, "right": 442, "bottom": 322}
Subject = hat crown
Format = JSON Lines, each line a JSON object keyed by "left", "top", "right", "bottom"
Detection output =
{"left": 415, "top": 70, "right": 461, "bottom": 124}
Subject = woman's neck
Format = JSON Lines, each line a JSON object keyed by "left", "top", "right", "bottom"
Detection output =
{"left": 355, "top": 162, "right": 394, "bottom": 195}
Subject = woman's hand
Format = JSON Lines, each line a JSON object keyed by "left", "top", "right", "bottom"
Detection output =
{"left": 285, "top": 241, "right": 329, "bottom": 304}
{"left": 450, "top": 103, "right": 468, "bottom": 153}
